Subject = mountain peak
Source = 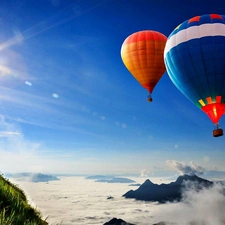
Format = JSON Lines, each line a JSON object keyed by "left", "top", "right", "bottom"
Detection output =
{"left": 142, "top": 179, "right": 154, "bottom": 186}
{"left": 175, "top": 174, "right": 196, "bottom": 184}
{"left": 174, "top": 174, "right": 212, "bottom": 185}
{"left": 103, "top": 218, "right": 135, "bottom": 225}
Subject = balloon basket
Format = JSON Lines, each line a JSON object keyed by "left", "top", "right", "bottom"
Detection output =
{"left": 213, "top": 128, "right": 223, "bottom": 137}
{"left": 147, "top": 97, "right": 153, "bottom": 102}
{"left": 147, "top": 94, "right": 153, "bottom": 102}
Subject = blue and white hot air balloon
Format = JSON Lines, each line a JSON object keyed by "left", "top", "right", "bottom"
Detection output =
{"left": 164, "top": 14, "right": 225, "bottom": 137}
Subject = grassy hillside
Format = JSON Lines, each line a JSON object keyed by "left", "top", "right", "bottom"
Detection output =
{"left": 0, "top": 174, "right": 48, "bottom": 225}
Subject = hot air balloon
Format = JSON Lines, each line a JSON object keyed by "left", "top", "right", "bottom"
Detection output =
{"left": 121, "top": 30, "right": 167, "bottom": 102}
{"left": 164, "top": 14, "right": 225, "bottom": 137}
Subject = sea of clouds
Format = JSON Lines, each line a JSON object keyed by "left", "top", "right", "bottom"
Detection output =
{"left": 10, "top": 176, "right": 225, "bottom": 225}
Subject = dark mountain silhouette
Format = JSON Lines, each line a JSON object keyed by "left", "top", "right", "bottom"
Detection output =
{"left": 103, "top": 218, "right": 136, "bottom": 225}
{"left": 123, "top": 175, "right": 213, "bottom": 203}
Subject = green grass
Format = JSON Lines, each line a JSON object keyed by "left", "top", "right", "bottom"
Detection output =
{"left": 0, "top": 174, "right": 48, "bottom": 225}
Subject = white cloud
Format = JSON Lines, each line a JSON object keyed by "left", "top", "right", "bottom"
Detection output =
{"left": 166, "top": 160, "right": 205, "bottom": 175}
{"left": 0, "top": 131, "right": 21, "bottom": 137}
{"left": 140, "top": 169, "right": 149, "bottom": 177}
{"left": 0, "top": 115, "right": 45, "bottom": 173}
{"left": 153, "top": 182, "right": 225, "bottom": 225}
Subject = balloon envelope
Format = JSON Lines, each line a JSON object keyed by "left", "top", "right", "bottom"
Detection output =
{"left": 121, "top": 30, "right": 167, "bottom": 96}
{"left": 164, "top": 14, "right": 225, "bottom": 125}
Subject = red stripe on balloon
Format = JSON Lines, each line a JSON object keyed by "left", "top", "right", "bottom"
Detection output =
{"left": 188, "top": 16, "right": 200, "bottom": 23}
{"left": 210, "top": 14, "right": 223, "bottom": 20}
{"left": 123, "top": 31, "right": 167, "bottom": 45}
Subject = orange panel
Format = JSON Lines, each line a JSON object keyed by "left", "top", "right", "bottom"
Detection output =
{"left": 206, "top": 97, "right": 212, "bottom": 104}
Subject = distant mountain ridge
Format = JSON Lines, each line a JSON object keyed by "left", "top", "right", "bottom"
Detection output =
{"left": 96, "top": 177, "right": 135, "bottom": 183}
{"left": 86, "top": 175, "right": 115, "bottom": 180}
{"left": 123, "top": 174, "right": 213, "bottom": 203}
{"left": 5, "top": 173, "right": 59, "bottom": 183}
{"left": 86, "top": 175, "right": 135, "bottom": 183}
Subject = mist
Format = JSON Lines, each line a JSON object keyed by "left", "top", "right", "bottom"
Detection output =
{"left": 153, "top": 181, "right": 225, "bottom": 225}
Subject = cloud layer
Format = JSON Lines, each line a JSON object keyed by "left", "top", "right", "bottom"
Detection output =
{"left": 9, "top": 175, "right": 225, "bottom": 225}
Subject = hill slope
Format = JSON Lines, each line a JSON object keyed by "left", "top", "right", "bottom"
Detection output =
{"left": 0, "top": 174, "right": 48, "bottom": 225}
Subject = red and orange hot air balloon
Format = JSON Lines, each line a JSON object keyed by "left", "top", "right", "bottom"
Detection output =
{"left": 121, "top": 30, "right": 167, "bottom": 102}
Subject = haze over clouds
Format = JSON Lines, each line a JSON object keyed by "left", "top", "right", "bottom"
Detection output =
{"left": 10, "top": 175, "right": 225, "bottom": 225}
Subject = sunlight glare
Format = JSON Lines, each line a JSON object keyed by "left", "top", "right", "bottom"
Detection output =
{"left": 52, "top": 93, "right": 59, "bottom": 98}
{"left": 25, "top": 81, "right": 32, "bottom": 86}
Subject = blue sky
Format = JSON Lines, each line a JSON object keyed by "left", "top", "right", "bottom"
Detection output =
{"left": 0, "top": 0, "right": 225, "bottom": 175}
